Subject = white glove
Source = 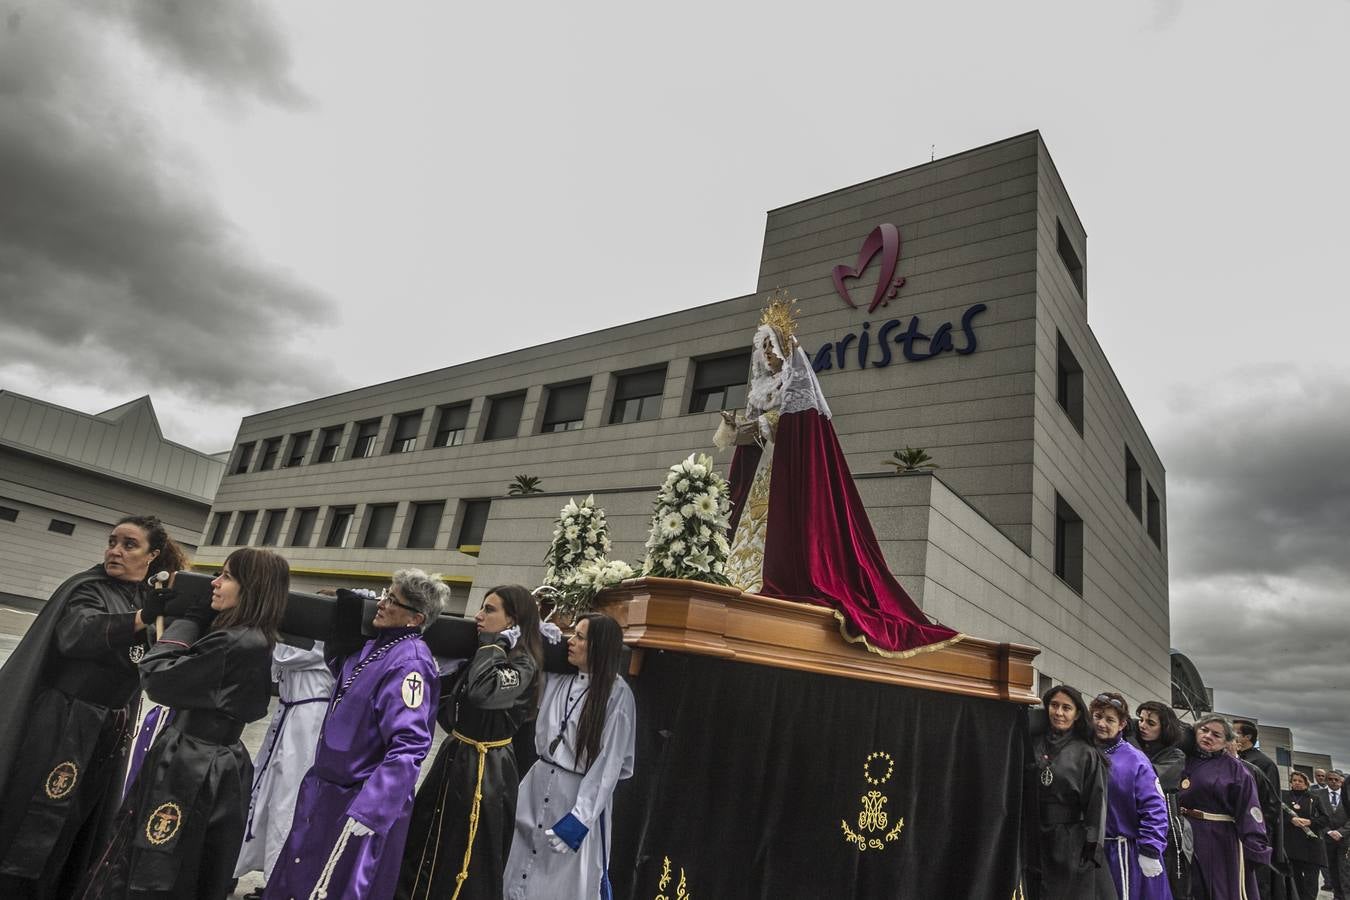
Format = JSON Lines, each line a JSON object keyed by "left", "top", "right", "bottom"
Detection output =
{"left": 348, "top": 816, "right": 374, "bottom": 837}
{"left": 539, "top": 621, "right": 563, "bottom": 645}
{"left": 500, "top": 624, "right": 521, "bottom": 649}
{"left": 544, "top": 828, "right": 571, "bottom": 854}
{"left": 1138, "top": 854, "right": 1163, "bottom": 878}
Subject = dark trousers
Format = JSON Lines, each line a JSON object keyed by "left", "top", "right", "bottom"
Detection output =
{"left": 1289, "top": 858, "right": 1321, "bottom": 900}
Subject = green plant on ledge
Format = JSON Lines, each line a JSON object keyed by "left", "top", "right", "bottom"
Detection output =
{"left": 508, "top": 474, "right": 544, "bottom": 496}
{"left": 881, "top": 448, "right": 937, "bottom": 474}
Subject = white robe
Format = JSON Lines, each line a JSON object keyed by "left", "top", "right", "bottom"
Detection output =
{"left": 232, "top": 642, "right": 334, "bottom": 882}
{"left": 505, "top": 671, "right": 636, "bottom": 900}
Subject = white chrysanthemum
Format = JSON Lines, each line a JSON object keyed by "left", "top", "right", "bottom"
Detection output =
{"left": 669, "top": 539, "right": 686, "bottom": 556}
{"left": 579, "top": 506, "right": 592, "bottom": 518}
{"left": 698, "top": 525, "right": 711, "bottom": 540}
{"left": 564, "top": 524, "right": 580, "bottom": 540}
{"left": 660, "top": 512, "right": 684, "bottom": 537}
{"left": 714, "top": 533, "right": 730, "bottom": 552}
{"left": 693, "top": 494, "right": 718, "bottom": 520}
{"left": 676, "top": 478, "right": 690, "bottom": 493}
{"left": 584, "top": 546, "right": 598, "bottom": 559}
{"left": 679, "top": 503, "right": 695, "bottom": 519}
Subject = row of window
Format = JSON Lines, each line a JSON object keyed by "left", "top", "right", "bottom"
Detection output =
{"left": 205, "top": 498, "right": 493, "bottom": 553}
{"left": 0, "top": 504, "right": 78, "bottom": 535}
{"left": 1054, "top": 333, "right": 1162, "bottom": 549}
{"left": 228, "top": 352, "right": 752, "bottom": 477}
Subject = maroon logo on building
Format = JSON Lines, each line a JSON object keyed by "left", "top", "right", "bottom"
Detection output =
{"left": 831, "top": 223, "right": 906, "bottom": 313}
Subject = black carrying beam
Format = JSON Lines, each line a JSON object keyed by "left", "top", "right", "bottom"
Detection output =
{"left": 170, "top": 571, "right": 479, "bottom": 658}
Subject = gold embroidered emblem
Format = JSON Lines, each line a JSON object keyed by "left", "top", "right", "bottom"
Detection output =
{"left": 145, "top": 802, "right": 183, "bottom": 845}
{"left": 655, "top": 856, "right": 691, "bottom": 899}
{"left": 841, "top": 751, "right": 905, "bottom": 851}
{"left": 1181, "top": 778, "right": 1191, "bottom": 790}
{"left": 44, "top": 761, "right": 79, "bottom": 800}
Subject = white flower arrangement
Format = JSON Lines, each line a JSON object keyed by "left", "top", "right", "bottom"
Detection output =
{"left": 642, "top": 452, "right": 732, "bottom": 584}
{"left": 554, "top": 558, "right": 636, "bottom": 617}
{"left": 543, "top": 494, "right": 613, "bottom": 588}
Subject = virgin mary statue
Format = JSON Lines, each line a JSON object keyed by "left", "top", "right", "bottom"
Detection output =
{"left": 714, "top": 295, "right": 962, "bottom": 658}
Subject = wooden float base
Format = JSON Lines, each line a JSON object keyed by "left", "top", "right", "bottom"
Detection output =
{"left": 596, "top": 576, "right": 1040, "bottom": 704}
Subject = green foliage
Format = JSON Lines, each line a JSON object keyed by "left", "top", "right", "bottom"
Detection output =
{"left": 508, "top": 474, "right": 544, "bottom": 496}
{"left": 881, "top": 447, "right": 937, "bottom": 474}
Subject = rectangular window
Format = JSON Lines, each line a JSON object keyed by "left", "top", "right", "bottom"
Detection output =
{"left": 406, "top": 501, "right": 445, "bottom": 549}
{"left": 231, "top": 442, "right": 256, "bottom": 475}
{"left": 208, "top": 512, "right": 231, "bottom": 545}
{"left": 1147, "top": 484, "right": 1162, "bottom": 547}
{"left": 362, "top": 503, "right": 397, "bottom": 548}
{"left": 1054, "top": 493, "right": 1084, "bottom": 595}
{"left": 259, "top": 509, "right": 286, "bottom": 546}
{"left": 689, "top": 351, "right": 751, "bottom": 413}
{"left": 48, "top": 519, "right": 76, "bottom": 536}
{"left": 389, "top": 411, "right": 423, "bottom": 454}
{"left": 1056, "top": 333, "right": 1084, "bottom": 435}
{"left": 231, "top": 510, "right": 257, "bottom": 545}
{"left": 456, "top": 499, "right": 491, "bottom": 548}
{"left": 315, "top": 426, "right": 344, "bottom": 463}
{"left": 0, "top": 506, "right": 17, "bottom": 522}
{"left": 259, "top": 437, "right": 282, "bottom": 471}
{"left": 350, "top": 419, "right": 381, "bottom": 459}
{"left": 610, "top": 366, "right": 666, "bottom": 424}
{"left": 1125, "top": 448, "right": 1143, "bottom": 519}
{"left": 483, "top": 393, "right": 526, "bottom": 441}
{"left": 284, "top": 431, "right": 312, "bottom": 467}
{"left": 1056, "top": 219, "right": 1084, "bottom": 298}
{"left": 541, "top": 380, "right": 590, "bottom": 433}
{"left": 290, "top": 508, "right": 318, "bottom": 547}
{"left": 432, "top": 403, "right": 470, "bottom": 448}
{"left": 325, "top": 506, "right": 356, "bottom": 548}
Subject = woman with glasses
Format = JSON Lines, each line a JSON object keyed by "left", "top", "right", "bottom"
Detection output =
{"left": 265, "top": 569, "right": 444, "bottom": 900}
{"left": 1131, "top": 701, "right": 1193, "bottom": 900}
{"left": 1089, "top": 692, "right": 1171, "bottom": 899}
{"left": 79, "top": 547, "right": 287, "bottom": 900}
{"left": 504, "top": 613, "right": 636, "bottom": 900}
{"left": 397, "top": 584, "right": 545, "bottom": 900}
{"left": 1178, "top": 714, "right": 1270, "bottom": 900}
{"left": 1025, "top": 684, "right": 1114, "bottom": 900}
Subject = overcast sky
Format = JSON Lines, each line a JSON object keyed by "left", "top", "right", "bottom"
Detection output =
{"left": 2, "top": 1, "right": 1347, "bottom": 763}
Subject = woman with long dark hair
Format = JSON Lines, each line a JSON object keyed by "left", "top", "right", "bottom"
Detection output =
{"left": 0, "top": 514, "right": 186, "bottom": 899}
{"left": 79, "top": 546, "right": 287, "bottom": 899}
{"left": 1024, "top": 684, "right": 1114, "bottom": 900}
{"left": 397, "top": 585, "right": 544, "bottom": 900}
{"left": 1132, "top": 700, "right": 1192, "bottom": 899}
{"left": 504, "top": 613, "right": 636, "bottom": 900}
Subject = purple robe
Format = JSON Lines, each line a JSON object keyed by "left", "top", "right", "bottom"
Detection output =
{"left": 1178, "top": 753, "right": 1270, "bottom": 900}
{"left": 265, "top": 628, "right": 439, "bottom": 900}
{"left": 1101, "top": 736, "right": 1172, "bottom": 900}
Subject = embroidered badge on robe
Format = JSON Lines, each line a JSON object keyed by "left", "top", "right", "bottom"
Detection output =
{"left": 401, "top": 671, "right": 425, "bottom": 709}
{"left": 1181, "top": 778, "right": 1191, "bottom": 790}
{"left": 128, "top": 643, "right": 146, "bottom": 663}
{"left": 841, "top": 751, "right": 905, "bottom": 851}
{"left": 44, "top": 760, "right": 79, "bottom": 800}
{"left": 145, "top": 802, "right": 183, "bottom": 845}
{"left": 497, "top": 668, "right": 520, "bottom": 690}
{"left": 1250, "top": 806, "right": 1263, "bottom": 824}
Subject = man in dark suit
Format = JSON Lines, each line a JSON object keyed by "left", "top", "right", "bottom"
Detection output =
{"left": 1234, "top": 720, "right": 1282, "bottom": 792}
{"left": 1324, "top": 770, "right": 1350, "bottom": 899}
{"left": 1316, "top": 770, "right": 1335, "bottom": 894}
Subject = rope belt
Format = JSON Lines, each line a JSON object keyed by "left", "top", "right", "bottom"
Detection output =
{"left": 1108, "top": 836, "right": 1131, "bottom": 896}
{"left": 1180, "top": 808, "right": 1236, "bottom": 823}
{"left": 448, "top": 730, "right": 514, "bottom": 900}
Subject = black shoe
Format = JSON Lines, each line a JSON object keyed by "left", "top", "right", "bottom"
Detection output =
{"left": 242, "top": 888, "right": 266, "bottom": 900}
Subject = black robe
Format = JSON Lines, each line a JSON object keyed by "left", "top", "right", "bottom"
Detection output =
{"left": 396, "top": 635, "right": 538, "bottom": 900}
{"left": 78, "top": 619, "right": 272, "bottom": 900}
{"left": 1024, "top": 732, "right": 1115, "bottom": 900}
{"left": 1136, "top": 737, "right": 1194, "bottom": 900}
{"left": 0, "top": 565, "right": 150, "bottom": 900}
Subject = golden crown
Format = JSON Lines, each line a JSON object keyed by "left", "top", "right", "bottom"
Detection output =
{"left": 759, "top": 290, "right": 799, "bottom": 339}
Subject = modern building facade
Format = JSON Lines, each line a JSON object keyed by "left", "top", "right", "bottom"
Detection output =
{"left": 201, "top": 132, "right": 1172, "bottom": 702}
{"left": 0, "top": 392, "right": 224, "bottom": 603}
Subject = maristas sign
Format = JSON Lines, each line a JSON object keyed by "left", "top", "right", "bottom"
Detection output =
{"left": 810, "top": 224, "right": 987, "bottom": 373}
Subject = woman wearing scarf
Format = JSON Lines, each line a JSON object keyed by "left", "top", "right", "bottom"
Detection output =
{"left": 1132, "top": 700, "right": 1193, "bottom": 899}
{"left": 1024, "top": 684, "right": 1115, "bottom": 899}
{"left": 1089, "top": 691, "right": 1171, "bottom": 899}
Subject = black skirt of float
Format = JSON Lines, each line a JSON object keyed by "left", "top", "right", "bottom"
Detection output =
{"left": 608, "top": 651, "right": 1026, "bottom": 899}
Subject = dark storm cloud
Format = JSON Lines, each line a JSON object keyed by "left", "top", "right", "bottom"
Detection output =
{"left": 84, "top": 0, "right": 307, "bottom": 106}
{"left": 0, "top": 3, "right": 336, "bottom": 407}
{"left": 1165, "top": 370, "right": 1350, "bottom": 764}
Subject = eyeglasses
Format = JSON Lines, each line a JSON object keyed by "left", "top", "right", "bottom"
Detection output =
{"left": 378, "top": 588, "right": 421, "bottom": 616}
{"left": 1093, "top": 694, "right": 1126, "bottom": 712}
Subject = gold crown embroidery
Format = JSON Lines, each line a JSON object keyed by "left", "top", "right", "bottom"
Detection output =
{"left": 841, "top": 751, "right": 905, "bottom": 851}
